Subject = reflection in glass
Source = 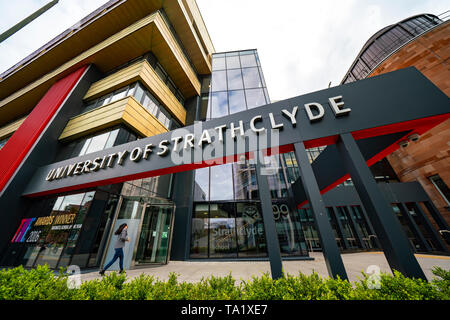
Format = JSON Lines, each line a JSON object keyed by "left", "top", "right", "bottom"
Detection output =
{"left": 240, "top": 53, "right": 257, "bottom": 67}
{"left": 34, "top": 193, "right": 85, "bottom": 268}
{"left": 209, "top": 203, "right": 237, "bottom": 258}
{"left": 84, "top": 132, "right": 110, "bottom": 155}
{"left": 194, "top": 167, "right": 210, "bottom": 201}
{"left": 228, "top": 90, "right": 246, "bottom": 114}
{"left": 210, "top": 164, "right": 234, "bottom": 200}
{"left": 242, "top": 67, "right": 262, "bottom": 89}
{"left": 233, "top": 160, "right": 258, "bottom": 200}
{"left": 272, "top": 201, "right": 304, "bottom": 256}
{"left": 190, "top": 204, "right": 209, "bottom": 258}
{"left": 235, "top": 202, "right": 267, "bottom": 257}
{"left": 227, "top": 69, "right": 244, "bottom": 90}
{"left": 211, "top": 70, "right": 227, "bottom": 91}
{"left": 210, "top": 92, "right": 228, "bottom": 118}
{"left": 245, "top": 88, "right": 266, "bottom": 109}
{"left": 226, "top": 55, "right": 241, "bottom": 69}
{"left": 212, "top": 57, "right": 226, "bottom": 70}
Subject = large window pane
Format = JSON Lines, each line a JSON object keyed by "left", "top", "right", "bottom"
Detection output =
{"left": 228, "top": 90, "right": 246, "bottom": 114}
{"left": 227, "top": 69, "right": 244, "bottom": 90}
{"left": 240, "top": 53, "right": 258, "bottom": 67}
{"left": 134, "top": 83, "right": 145, "bottom": 103}
{"left": 273, "top": 201, "right": 304, "bottom": 256}
{"left": 209, "top": 203, "right": 237, "bottom": 258}
{"left": 245, "top": 88, "right": 266, "bottom": 109}
{"left": 226, "top": 55, "right": 241, "bottom": 69}
{"left": 110, "top": 87, "right": 128, "bottom": 103}
{"left": 233, "top": 161, "right": 258, "bottom": 200}
{"left": 104, "top": 129, "right": 119, "bottom": 149}
{"left": 212, "top": 57, "right": 226, "bottom": 70}
{"left": 211, "top": 70, "right": 227, "bottom": 92}
{"left": 194, "top": 167, "right": 209, "bottom": 201}
{"left": 242, "top": 67, "right": 262, "bottom": 89}
{"left": 190, "top": 204, "right": 209, "bottom": 258}
{"left": 236, "top": 202, "right": 267, "bottom": 257}
{"left": 210, "top": 91, "right": 228, "bottom": 118}
{"left": 210, "top": 164, "right": 234, "bottom": 200}
{"left": 84, "top": 132, "right": 110, "bottom": 155}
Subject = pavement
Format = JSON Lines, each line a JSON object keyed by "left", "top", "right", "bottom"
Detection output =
{"left": 79, "top": 252, "right": 450, "bottom": 284}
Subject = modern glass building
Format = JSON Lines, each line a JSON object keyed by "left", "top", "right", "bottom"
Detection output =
{"left": 0, "top": 2, "right": 448, "bottom": 272}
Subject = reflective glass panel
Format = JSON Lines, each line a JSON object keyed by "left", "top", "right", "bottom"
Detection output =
{"left": 242, "top": 68, "right": 262, "bottom": 89}
{"left": 236, "top": 202, "right": 267, "bottom": 257}
{"left": 226, "top": 55, "right": 241, "bottom": 69}
{"left": 84, "top": 132, "right": 110, "bottom": 155}
{"left": 110, "top": 87, "right": 128, "bottom": 103}
{"left": 210, "top": 92, "right": 228, "bottom": 118}
{"left": 211, "top": 70, "right": 227, "bottom": 92}
{"left": 227, "top": 69, "right": 244, "bottom": 90}
{"left": 228, "top": 90, "right": 246, "bottom": 114}
{"left": 194, "top": 167, "right": 209, "bottom": 201}
{"left": 210, "top": 164, "right": 234, "bottom": 200}
{"left": 190, "top": 204, "right": 209, "bottom": 258}
{"left": 209, "top": 203, "right": 237, "bottom": 258}
{"left": 212, "top": 57, "right": 226, "bottom": 70}
{"left": 245, "top": 88, "right": 266, "bottom": 109}
{"left": 240, "top": 53, "right": 257, "bottom": 67}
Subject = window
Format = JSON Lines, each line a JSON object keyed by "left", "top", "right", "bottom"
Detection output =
{"left": 209, "top": 203, "right": 237, "bottom": 258}
{"left": 78, "top": 129, "right": 120, "bottom": 156}
{"left": 242, "top": 67, "right": 262, "bottom": 89}
{"left": 228, "top": 90, "right": 246, "bottom": 114}
{"left": 211, "top": 70, "right": 227, "bottom": 92}
{"left": 190, "top": 204, "right": 209, "bottom": 258}
{"left": 245, "top": 88, "right": 266, "bottom": 109}
{"left": 210, "top": 91, "right": 228, "bottom": 118}
{"left": 429, "top": 174, "right": 450, "bottom": 206}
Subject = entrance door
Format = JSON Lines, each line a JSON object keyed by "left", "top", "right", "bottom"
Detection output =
{"left": 135, "top": 204, "right": 174, "bottom": 265}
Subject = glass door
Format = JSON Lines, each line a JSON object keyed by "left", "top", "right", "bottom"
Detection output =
{"left": 135, "top": 204, "right": 174, "bottom": 265}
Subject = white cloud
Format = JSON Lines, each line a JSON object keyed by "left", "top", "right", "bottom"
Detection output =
{"left": 197, "top": 0, "right": 449, "bottom": 100}
{"left": 0, "top": 0, "right": 448, "bottom": 102}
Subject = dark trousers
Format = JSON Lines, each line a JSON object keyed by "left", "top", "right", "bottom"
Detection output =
{"left": 103, "top": 248, "right": 124, "bottom": 271}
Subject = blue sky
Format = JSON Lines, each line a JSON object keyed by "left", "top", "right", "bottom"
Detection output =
{"left": 0, "top": 0, "right": 448, "bottom": 101}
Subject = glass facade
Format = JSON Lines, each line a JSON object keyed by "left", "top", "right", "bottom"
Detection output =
{"left": 7, "top": 189, "right": 120, "bottom": 269}
{"left": 55, "top": 126, "right": 138, "bottom": 162}
{"left": 343, "top": 14, "right": 442, "bottom": 84}
{"left": 191, "top": 50, "right": 308, "bottom": 259}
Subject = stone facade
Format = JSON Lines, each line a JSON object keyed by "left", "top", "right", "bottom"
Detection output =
{"left": 370, "top": 21, "right": 450, "bottom": 229}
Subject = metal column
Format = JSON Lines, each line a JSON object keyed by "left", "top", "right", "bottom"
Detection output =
{"left": 293, "top": 142, "right": 348, "bottom": 280}
{"left": 336, "top": 133, "right": 426, "bottom": 280}
{"left": 254, "top": 157, "right": 283, "bottom": 280}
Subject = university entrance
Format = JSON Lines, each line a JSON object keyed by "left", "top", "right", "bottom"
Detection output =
{"left": 102, "top": 195, "right": 175, "bottom": 270}
{"left": 135, "top": 202, "right": 175, "bottom": 265}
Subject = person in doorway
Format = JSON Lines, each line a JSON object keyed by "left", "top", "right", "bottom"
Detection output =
{"left": 99, "top": 223, "right": 129, "bottom": 275}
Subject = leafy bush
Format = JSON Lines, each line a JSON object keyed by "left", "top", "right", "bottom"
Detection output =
{"left": 0, "top": 265, "right": 448, "bottom": 300}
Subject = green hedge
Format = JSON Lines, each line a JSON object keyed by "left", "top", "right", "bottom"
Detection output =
{"left": 0, "top": 265, "right": 448, "bottom": 300}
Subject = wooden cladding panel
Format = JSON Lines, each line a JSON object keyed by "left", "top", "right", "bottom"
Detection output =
{"left": 0, "top": 117, "right": 27, "bottom": 140}
{"left": 83, "top": 60, "right": 186, "bottom": 125}
{"left": 59, "top": 96, "right": 167, "bottom": 141}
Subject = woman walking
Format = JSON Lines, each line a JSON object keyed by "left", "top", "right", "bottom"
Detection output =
{"left": 99, "top": 223, "right": 129, "bottom": 275}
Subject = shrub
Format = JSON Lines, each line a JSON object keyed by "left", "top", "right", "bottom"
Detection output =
{"left": 0, "top": 264, "right": 448, "bottom": 300}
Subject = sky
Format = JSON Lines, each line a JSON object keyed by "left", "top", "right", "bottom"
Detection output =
{"left": 0, "top": 0, "right": 448, "bottom": 101}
